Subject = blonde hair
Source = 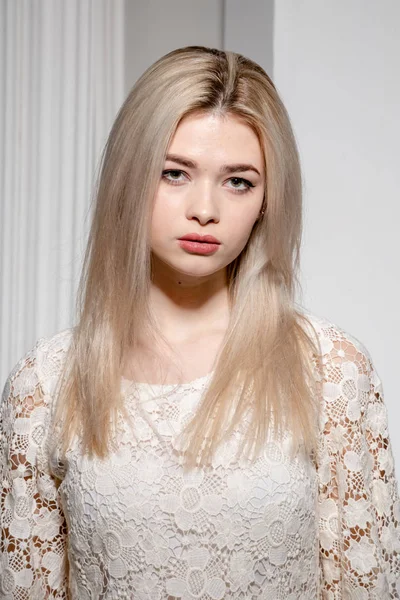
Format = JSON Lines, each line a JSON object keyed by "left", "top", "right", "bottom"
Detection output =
{"left": 52, "top": 46, "right": 323, "bottom": 470}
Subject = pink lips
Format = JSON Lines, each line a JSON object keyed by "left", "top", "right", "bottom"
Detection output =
{"left": 178, "top": 233, "right": 221, "bottom": 244}
{"left": 177, "top": 233, "right": 221, "bottom": 255}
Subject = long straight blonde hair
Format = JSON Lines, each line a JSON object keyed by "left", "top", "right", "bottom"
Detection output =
{"left": 52, "top": 46, "right": 323, "bottom": 470}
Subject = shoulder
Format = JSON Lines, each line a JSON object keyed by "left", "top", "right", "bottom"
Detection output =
{"left": 302, "top": 312, "right": 384, "bottom": 442}
{"left": 1, "top": 327, "right": 74, "bottom": 413}
{"left": 0, "top": 328, "right": 74, "bottom": 473}
{"left": 300, "top": 310, "right": 375, "bottom": 374}
{"left": 301, "top": 310, "right": 379, "bottom": 417}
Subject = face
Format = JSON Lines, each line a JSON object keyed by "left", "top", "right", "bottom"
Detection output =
{"left": 150, "top": 111, "right": 265, "bottom": 285}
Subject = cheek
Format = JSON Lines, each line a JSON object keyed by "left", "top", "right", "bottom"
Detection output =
{"left": 219, "top": 212, "right": 259, "bottom": 264}
{"left": 150, "top": 193, "right": 177, "bottom": 244}
{"left": 229, "top": 208, "right": 260, "bottom": 243}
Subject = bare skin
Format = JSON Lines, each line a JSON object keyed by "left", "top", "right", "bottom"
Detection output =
{"left": 125, "top": 111, "right": 265, "bottom": 384}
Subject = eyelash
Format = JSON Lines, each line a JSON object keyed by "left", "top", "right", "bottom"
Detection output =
{"left": 162, "top": 170, "right": 255, "bottom": 195}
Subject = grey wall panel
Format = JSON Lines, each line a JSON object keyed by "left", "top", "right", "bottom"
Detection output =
{"left": 223, "top": 0, "right": 274, "bottom": 76}
{"left": 125, "top": 0, "right": 224, "bottom": 94}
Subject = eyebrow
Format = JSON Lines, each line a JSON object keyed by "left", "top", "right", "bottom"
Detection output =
{"left": 165, "top": 153, "right": 262, "bottom": 177}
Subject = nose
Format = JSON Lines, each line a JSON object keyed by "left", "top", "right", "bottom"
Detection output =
{"left": 185, "top": 181, "right": 220, "bottom": 225}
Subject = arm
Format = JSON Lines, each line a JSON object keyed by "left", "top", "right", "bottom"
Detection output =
{"left": 0, "top": 342, "right": 69, "bottom": 598}
{"left": 317, "top": 333, "right": 400, "bottom": 598}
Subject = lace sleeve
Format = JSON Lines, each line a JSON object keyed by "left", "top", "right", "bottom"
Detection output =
{"left": 317, "top": 331, "right": 400, "bottom": 598}
{"left": 0, "top": 342, "right": 68, "bottom": 598}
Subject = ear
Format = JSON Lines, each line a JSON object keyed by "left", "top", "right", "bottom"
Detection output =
{"left": 257, "top": 195, "right": 266, "bottom": 220}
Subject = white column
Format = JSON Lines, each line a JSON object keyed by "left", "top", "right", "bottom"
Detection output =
{"left": 0, "top": 0, "right": 125, "bottom": 384}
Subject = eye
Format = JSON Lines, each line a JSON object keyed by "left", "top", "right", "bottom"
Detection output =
{"left": 162, "top": 170, "right": 187, "bottom": 185}
{"left": 227, "top": 177, "right": 255, "bottom": 195}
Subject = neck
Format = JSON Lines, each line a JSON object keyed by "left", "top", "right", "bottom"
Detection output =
{"left": 148, "top": 260, "right": 230, "bottom": 343}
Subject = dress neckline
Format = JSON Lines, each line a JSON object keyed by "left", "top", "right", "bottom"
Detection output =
{"left": 120, "top": 369, "right": 214, "bottom": 391}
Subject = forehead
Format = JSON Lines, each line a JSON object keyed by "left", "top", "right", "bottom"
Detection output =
{"left": 168, "top": 111, "right": 264, "bottom": 169}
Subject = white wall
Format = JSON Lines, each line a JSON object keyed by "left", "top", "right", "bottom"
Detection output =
{"left": 274, "top": 1, "right": 400, "bottom": 463}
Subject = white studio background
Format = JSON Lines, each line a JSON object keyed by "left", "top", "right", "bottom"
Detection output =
{"left": 273, "top": 0, "right": 400, "bottom": 464}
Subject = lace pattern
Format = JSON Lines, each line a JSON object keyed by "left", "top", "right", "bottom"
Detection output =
{"left": 0, "top": 313, "right": 399, "bottom": 599}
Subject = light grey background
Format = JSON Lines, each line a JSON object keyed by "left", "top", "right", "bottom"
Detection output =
{"left": 273, "top": 0, "right": 400, "bottom": 463}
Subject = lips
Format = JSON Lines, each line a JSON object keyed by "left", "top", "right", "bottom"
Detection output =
{"left": 179, "top": 233, "right": 221, "bottom": 244}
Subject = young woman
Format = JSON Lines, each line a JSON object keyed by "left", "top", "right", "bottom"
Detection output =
{"left": 1, "top": 46, "right": 399, "bottom": 599}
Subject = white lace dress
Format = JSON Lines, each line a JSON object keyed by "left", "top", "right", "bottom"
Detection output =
{"left": 0, "top": 314, "right": 399, "bottom": 599}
